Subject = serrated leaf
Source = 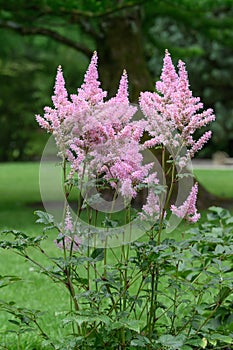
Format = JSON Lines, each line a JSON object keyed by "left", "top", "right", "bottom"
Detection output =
{"left": 75, "top": 314, "right": 111, "bottom": 326}
{"left": 102, "top": 217, "right": 119, "bottom": 228}
{"left": 110, "top": 321, "right": 122, "bottom": 330}
{"left": 208, "top": 206, "right": 230, "bottom": 219}
{"left": 124, "top": 320, "right": 142, "bottom": 333}
{"left": 43, "top": 225, "right": 56, "bottom": 232}
{"left": 130, "top": 335, "right": 150, "bottom": 347}
{"left": 34, "top": 211, "right": 54, "bottom": 225}
{"left": 159, "top": 334, "right": 185, "bottom": 348}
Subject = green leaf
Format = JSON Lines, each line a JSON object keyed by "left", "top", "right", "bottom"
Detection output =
{"left": 102, "top": 217, "right": 119, "bottom": 228}
{"left": 216, "top": 287, "right": 232, "bottom": 304}
{"left": 153, "top": 184, "right": 167, "bottom": 195}
{"left": 159, "top": 334, "right": 185, "bottom": 349}
{"left": 91, "top": 248, "right": 104, "bottom": 261}
{"left": 214, "top": 244, "right": 225, "bottom": 254}
{"left": 210, "top": 333, "right": 233, "bottom": 344}
{"left": 34, "top": 210, "right": 54, "bottom": 225}
{"left": 110, "top": 321, "right": 122, "bottom": 330}
{"left": 226, "top": 216, "right": 233, "bottom": 224}
{"left": 110, "top": 319, "right": 143, "bottom": 333}
{"left": 124, "top": 320, "right": 142, "bottom": 333}
{"left": 130, "top": 335, "right": 150, "bottom": 347}
{"left": 8, "top": 319, "right": 20, "bottom": 326}
{"left": 71, "top": 313, "right": 111, "bottom": 327}
{"left": 186, "top": 337, "right": 207, "bottom": 348}
{"left": 75, "top": 277, "right": 89, "bottom": 286}
{"left": 0, "top": 275, "right": 22, "bottom": 288}
{"left": 208, "top": 206, "right": 230, "bottom": 220}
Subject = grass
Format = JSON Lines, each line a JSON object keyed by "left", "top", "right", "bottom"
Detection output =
{"left": 0, "top": 162, "right": 233, "bottom": 348}
{"left": 194, "top": 167, "right": 233, "bottom": 199}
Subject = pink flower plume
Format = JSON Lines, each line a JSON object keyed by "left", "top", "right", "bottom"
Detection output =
{"left": 115, "top": 70, "right": 129, "bottom": 103}
{"left": 78, "top": 51, "right": 107, "bottom": 104}
{"left": 170, "top": 183, "right": 200, "bottom": 223}
{"left": 52, "top": 65, "right": 68, "bottom": 108}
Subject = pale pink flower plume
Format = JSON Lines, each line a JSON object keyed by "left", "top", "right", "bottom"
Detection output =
{"left": 64, "top": 60, "right": 151, "bottom": 197}
{"left": 36, "top": 52, "right": 153, "bottom": 199}
{"left": 121, "top": 178, "right": 136, "bottom": 198}
{"left": 52, "top": 65, "right": 68, "bottom": 109}
{"left": 140, "top": 189, "right": 160, "bottom": 220}
{"left": 36, "top": 66, "right": 72, "bottom": 131}
{"left": 140, "top": 50, "right": 215, "bottom": 165}
{"left": 170, "top": 183, "right": 200, "bottom": 223}
{"left": 55, "top": 234, "right": 82, "bottom": 251}
{"left": 77, "top": 51, "right": 107, "bottom": 104}
{"left": 35, "top": 65, "right": 74, "bottom": 153}
{"left": 55, "top": 207, "right": 81, "bottom": 250}
{"left": 64, "top": 207, "right": 73, "bottom": 232}
{"left": 114, "top": 69, "right": 129, "bottom": 103}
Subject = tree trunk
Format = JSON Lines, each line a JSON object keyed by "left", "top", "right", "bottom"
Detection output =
{"left": 97, "top": 10, "right": 153, "bottom": 101}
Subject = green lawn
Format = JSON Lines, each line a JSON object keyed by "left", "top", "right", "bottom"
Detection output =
{"left": 0, "top": 162, "right": 232, "bottom": 228}
{"left": 0, "top": 162, "right": 233, "bottom": 348}
{"left": 0, "top": 162, "right": 232, "bottom": 232}
{"left": 194, "top": 168, "right": 233, "bottom": 199}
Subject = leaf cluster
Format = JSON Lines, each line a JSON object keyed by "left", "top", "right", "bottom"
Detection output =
{"left": 0, "top": 206, "right": 233, "bottom": 349}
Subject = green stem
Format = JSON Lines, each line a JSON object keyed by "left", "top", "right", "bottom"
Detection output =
{"left": 17, "top": 333, "right": 20, "bottom": 350}
{"left": 122, "top": 207, "right": 131, "bottom": 313}
{"left": 33, "top": 319, "right": 53, "bottom": 344}
{"left": 120, "top": 327, "right": 126, "bottom": 349}
{"left": 74, "top": 162, "right": 87, "bottom": 230}
{"left": 164, "top": 161, "right": 176, "bottom": 210}
{"left": 195, "top": 302, "right": 220, "bottom": 335}
{"left": 87, "top": 244, "right": 90, "bottom": 290}
{"left": 170, "top": 261, "right": 180, "bottom": 334}
{"left": 129, "top": 275, "right": 145, "bottom": 315}
{"left": 103, "top": 236, "right": 108, "bottom": 279}
{"left": 107, "top": 270, "right": 142, "bottom": 316}
{"left": 104, "top": 189, "right": 119, "bottom": 278}
{"left": 125, "top": 205, "right": 131, "bottom": 262}
{"left": 64, "top": 268, "right": 80, "bottom": 311}
{"left": 162, "top": 145, "right": 166, "bottom": 170}
{"left": 157, "top": 155, "right": 176, "bottom": 245}
{"left": 138, "top": 297, "right": 149, "bottom": 322}
{"left": 148, "top": 266, "right": 155, "bottom": 337}
{"left": 21, "top": 252, "right": 60, "bottom": 283}
{"left": 61, "top": 157, "right": 81, "bottom": 334}
{"left": 109, "top": 246, "right": 121, "bottom": 264}
{"left": 94, "top": 209, "right": 98, "bottom": 292}
{"left": 148, "top": 155, "right": 177, "bottom": 337}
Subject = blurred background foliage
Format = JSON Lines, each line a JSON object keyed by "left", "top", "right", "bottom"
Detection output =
{"left": 0, "top": 0, "right": 233, "bottom": 161}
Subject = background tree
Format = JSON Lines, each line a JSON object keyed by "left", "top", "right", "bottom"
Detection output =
{"left": 0, "top": 0, "right": 233, "bottom": 161}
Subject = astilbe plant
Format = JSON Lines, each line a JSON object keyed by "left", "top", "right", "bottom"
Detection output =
{"left": 1, "top": 51, "right": 232, "bottom": 350}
